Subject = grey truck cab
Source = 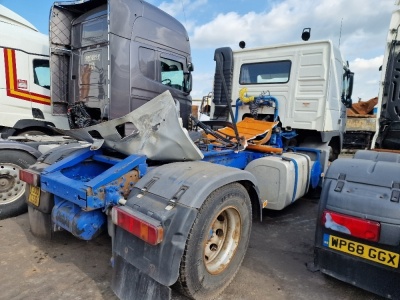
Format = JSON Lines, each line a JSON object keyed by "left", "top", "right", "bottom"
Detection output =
{"left": 50, "top": 0, "right": 193, "bottom": 129}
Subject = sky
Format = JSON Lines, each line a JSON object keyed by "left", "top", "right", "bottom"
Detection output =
{"left": 0, "top": 0, "right": 396, "bottom": 101}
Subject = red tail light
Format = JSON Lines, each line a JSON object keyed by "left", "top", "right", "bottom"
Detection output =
{"left": 19, "top": 169, "right": 39, "bottom": 186}
{"left": 112, "top": 206, "right": 163, "bottom": 245}
{"left": 322, "top": 210, "right": 380, "bottom": 242}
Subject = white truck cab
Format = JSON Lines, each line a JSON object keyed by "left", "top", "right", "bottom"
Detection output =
{"left": 211, "top": 40, "right": 353, "bottom": 159}
{"left": 0, "top": 5, "right": 69, "bottom": 137}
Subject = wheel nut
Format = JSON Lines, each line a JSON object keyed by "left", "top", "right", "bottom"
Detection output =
{"left": 210, "top": 244, "right": 218, "bottom": 251}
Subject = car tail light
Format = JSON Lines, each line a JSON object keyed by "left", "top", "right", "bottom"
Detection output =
{"left": 112, "top": 206, "right": 163, "bottom": 245}
{"left": 19, "top": 169, "right": 40, "bottom": 186}
{"left": 322, "top": 210, "right": 380, "bottom": 242}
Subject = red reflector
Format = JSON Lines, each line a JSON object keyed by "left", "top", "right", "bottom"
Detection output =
{"left": 322, "top": 210, "right": 380, "bottom": 242}
{"left": 19, "top": 169, "right": 39, "bottom": 186}
{"left": 112, "top": 206, "right": 163, "bottom": 245}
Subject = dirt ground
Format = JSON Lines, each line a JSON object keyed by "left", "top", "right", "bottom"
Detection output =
{"left": 0, "top": 197, "right": 384, "bottom": 300}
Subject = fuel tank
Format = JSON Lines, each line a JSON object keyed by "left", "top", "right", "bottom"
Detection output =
{"left": 245, "top": 153, "right": 311, "bottom": 210}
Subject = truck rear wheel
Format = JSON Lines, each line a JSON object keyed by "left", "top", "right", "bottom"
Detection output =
{"left": 175, "top": 183, "right": 252, "bottom": 299}
{"left": 0, "top": 150, "right": 37, "bottom": 219}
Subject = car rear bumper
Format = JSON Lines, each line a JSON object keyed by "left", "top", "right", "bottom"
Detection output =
{"left": 315, "top": 246, "right": 400, "bottom": 299}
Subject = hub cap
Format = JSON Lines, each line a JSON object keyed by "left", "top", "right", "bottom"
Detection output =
{"left": 0, "top": 163, "right": 25, "bottom": 205}
{"left": 204, "top": 206, "right": 241, "bottom": 274}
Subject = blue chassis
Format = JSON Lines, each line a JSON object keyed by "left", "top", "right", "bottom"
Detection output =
{"left": 39, "top": 145, "right": 321, "bottom": 240}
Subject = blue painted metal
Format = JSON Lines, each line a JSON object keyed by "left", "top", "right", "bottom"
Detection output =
{"left": 291, "top": 147, "right": 322, "bottom": 189}
{"left": 42, "top": 147, "right": 100, "bottom": 174}
{"left": 202, "top": 149, "right": 253, "bottom": 169}
{"left": 281, "top": 131, "right": 298, "bottom": 140}
{"left": 41, "top": 150, "right": 148, "bottom": 210}
{"left": 88, "top": 155, "right": 146, "bottom": 190}
{"left": 92, "top": 154, "right": 123, "bottom": 165}
{"left": 104, "top": 185, "right": 122, "bottom": 207}
{"left": 310, "top": 160, "right": 322, "bottom": 188}
{"left": 270, "top": 133, "right": 283, "bottom": 148}
{"left": 52, "top": 196, "right": 106, "bottom": 240}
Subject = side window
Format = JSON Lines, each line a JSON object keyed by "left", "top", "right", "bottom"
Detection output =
{"left": 33, "top": 59, "right": 50, "bottom": 89}
{"left": 81, "top": 16, "right": 108, "bottom": 47}
{"left": 342, "top": 73, "right": 349, "bottom": 99}
{"left": 239, "top": 61, "right": 291, "bottom": 84}
{"left": 160, "top": 57, "right": 184, "bottom": 91}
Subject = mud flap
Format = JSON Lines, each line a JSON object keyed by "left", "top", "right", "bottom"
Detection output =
{"left": 112, "top": 254, "right": 171, "bottom": 300}
{"left": 28, "top": 206, "right": 53, "bottom": 239}
{"left": 110, "top": 161, "right": 260, "bottom": 298}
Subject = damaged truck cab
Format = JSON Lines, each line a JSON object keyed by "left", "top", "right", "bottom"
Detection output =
{"left": 50, "top": 0, "right": 193, "bottom": 128}
{"left": 25, "top": 91, "right": 261, "bottom": 300}
{"left": 22, "top": 1, "right": 354, "bottom": 300}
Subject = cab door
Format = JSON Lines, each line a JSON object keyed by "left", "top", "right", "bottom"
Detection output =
{"left": 1, "top": 48, "right": 33, "bottom": 126}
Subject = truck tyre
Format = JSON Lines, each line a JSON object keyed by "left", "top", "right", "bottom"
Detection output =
{"left": 0, "top": 150, "right": 37, "bottom": 219}
{"left": 175, "top": 183, "right": 252, "bottom": 299}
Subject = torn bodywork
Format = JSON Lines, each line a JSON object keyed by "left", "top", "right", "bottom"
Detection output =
{"left": 54, "top": 91, "right": 203, "bottom": 161}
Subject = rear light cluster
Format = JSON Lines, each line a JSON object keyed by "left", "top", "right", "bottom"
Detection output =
{"left": 112, "top": 206, "right": 164, "bottom": 245}
{"left": 322, "top": 209, "right": 380, "bottom": 242}
{"left": 19, "top": 169, "right": 40, "bottom": 186}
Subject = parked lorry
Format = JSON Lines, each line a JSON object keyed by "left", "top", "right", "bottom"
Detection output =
{"left": 10, "top": 0, "right": 354, "bottom": 299}
{"left": 0, "top": 0, "right": 193, "bottom": 220}
{"left": 211, "top": 40, "right": 353, "bottom": 163}
{"left": 312, "top": 6, "right": 400, "bottom": 299}
{"left": 0, "top": 5, "right": 75, "bottom": 219}
{"left": 342, "top": 96, "right": 378, "bottom": 152}
{"left": 0, "top": 4, "right": 69, "bottom": 137}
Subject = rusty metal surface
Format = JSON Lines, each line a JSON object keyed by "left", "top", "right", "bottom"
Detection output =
{"left": 347, "top": 97, "right": 378, "bottom": 116}
{"left": 346, "top": 117, "right": 377, "bottom": 132}
{"left": 117, "top": 170, "right": 139, "bottom": 198}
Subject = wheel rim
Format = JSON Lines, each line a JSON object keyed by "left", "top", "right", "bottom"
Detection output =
{"left": 203, "top": 206, "right": 241, "bottom": 275}
{"left": 0, "top": 162, "right": 25, "bottom": 205}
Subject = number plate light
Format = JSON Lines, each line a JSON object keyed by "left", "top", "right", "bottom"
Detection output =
{"left": 322, "top": 210, "right": 380, "bottom": 242}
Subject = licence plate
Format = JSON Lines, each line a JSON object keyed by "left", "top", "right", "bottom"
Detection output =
{"left": 28, "top": 186, "right": 40, "bottom": 206}
{"left": 323, "top": 234, "right": 399, "bottom": 268}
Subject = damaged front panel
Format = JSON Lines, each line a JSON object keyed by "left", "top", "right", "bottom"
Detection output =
{"left": 55, "top": 91, "right": 203, "bottom": 161}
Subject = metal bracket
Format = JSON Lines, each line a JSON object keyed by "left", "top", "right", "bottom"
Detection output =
{"left": 165, "top": 185, "right": 189, "bottom": 210}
